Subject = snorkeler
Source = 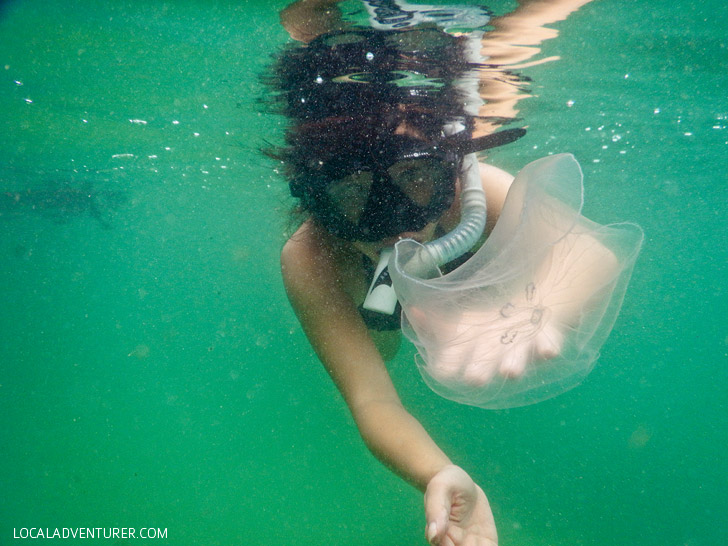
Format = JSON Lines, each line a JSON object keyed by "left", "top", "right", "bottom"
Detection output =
{"left": 268, "top": 1, "right": 640, "bottom": 544}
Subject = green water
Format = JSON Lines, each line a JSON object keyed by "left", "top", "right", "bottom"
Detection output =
{"left": 1, "top": 0, "right": 725, "bottom": 544}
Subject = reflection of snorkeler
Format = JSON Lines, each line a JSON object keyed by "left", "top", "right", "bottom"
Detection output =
{"left": 270, "top": 1, "right": 599, "bottom": 545}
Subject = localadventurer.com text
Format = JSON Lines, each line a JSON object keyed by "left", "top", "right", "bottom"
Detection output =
{"left": 13, "top": 528, "right": 167, "bottom": 540}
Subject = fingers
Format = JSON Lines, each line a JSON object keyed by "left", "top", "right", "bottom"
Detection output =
{"left": 412, "top": 304, "right": 567, "bottom": 389}
{"left": 498, "top": 321, "right": 564, "bottom": 378}
{"left": 535, "top": 322, "right": 564, "bottom": 360}
{"left": 462, "top": 344, "right": 500, "bottom": 385}
{"left": 424, "top": 481, "right": 452, "bottom": 545}
{"left": 429, "top": 342, "right": 476, "bottom": 381}
{"left": 425, "top": 467, "right": 498, "bottom": 546}
{"left": 498, "top": 342, "right": 530, "bottom": 377}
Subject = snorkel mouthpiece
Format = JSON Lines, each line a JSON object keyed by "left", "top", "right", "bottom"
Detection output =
{"left": 362, "top": 248, "right": 398, "bottom": 314}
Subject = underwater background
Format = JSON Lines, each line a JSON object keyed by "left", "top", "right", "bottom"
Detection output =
{"left": 1, "top": 0, "right": 726, "bottom": 544}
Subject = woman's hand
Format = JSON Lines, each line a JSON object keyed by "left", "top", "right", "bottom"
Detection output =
{"left": 424, "top": 465, "right": 498, "bottom": 546}
{"left": 405, "top": 289, "right": 564, "bottom": 386}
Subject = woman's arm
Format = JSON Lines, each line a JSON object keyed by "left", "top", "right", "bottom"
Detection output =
{"left": 280, "top": 0, "right": 346, "bottom": 42}
{"left": 281, "top": 221, "right": 452, "bottom": 488}
{"left": 282, "top": 221, "right": 499, "bottom": 544}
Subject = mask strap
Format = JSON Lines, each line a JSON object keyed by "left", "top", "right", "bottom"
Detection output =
{"left": 452, "top": 127, "right": 527, "bottom": 155}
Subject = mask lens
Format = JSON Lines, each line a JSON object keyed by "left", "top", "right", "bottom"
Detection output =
{"left": 387, "top": 157, "right": 451, "bottom": 206}
{"left": 325, "top": 170, "right": 374, "bottom": 224}
{"left": 322, "top": 157, "right": 453, "bottom": 241}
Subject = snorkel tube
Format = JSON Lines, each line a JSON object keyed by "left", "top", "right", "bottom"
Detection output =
{"left": 422, "top": 151, "right": 484, "bottom": 265}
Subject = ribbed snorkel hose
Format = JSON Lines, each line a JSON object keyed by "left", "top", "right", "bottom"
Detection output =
{"left": 421, "top": 152, "right": 485, "bottom": 266}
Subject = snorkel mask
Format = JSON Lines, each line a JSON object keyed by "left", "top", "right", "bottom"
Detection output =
{"left": 290, "top": 128, "right": 526, "bottom": 242}
{"left": 290, "top": 134, "right": 459, "bottom": 242}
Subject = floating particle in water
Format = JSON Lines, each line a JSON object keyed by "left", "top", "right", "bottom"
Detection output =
{"left": 231, "top": 245, "right": 250, "bottom": 262}
{"left": 566, "top": 99, "right": 575, "bottom": 107}
{"left": 366, "top": 51, "right": 374, "bottom": 60}
{"left": 628, "top": 425, "right": 652, "bottom": 449}
{"left": 128, "top": 344, "right": 150, "bottom": 359}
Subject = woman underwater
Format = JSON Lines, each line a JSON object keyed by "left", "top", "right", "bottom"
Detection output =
{"left": 266, "top": 1, "right": 639, "bottom": 544}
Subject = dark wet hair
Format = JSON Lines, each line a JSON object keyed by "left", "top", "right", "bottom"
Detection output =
{"left": 264, "top": 27, "right": 476, "bottom": 179}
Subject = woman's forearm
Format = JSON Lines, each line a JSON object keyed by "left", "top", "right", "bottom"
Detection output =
{"left": 280, "top": 0, "right": 346, "bottom": 42}
{"left": 350, "top": 398, "right": 453, "bottom": 491}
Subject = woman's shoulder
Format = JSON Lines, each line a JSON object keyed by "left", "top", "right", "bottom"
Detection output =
{"left": 438, "top": 161, "right": 514, "bottom": 236}
{"left": 480, "top": 161, "right": 514, "bottom": 236}
{"left": 479, "top": 161, "right": 514, "bottom": 198}
{"left": 282, "top": 219, "right": 375, "bottom": 322}
{"left": 281, "top": 220, "right": 331, "bottom": 282}
{"left": 282, "top": 220, "right": 346, "bottom": 265}
{"left": 281, "top": 219, "right": 361, "bottom": 291}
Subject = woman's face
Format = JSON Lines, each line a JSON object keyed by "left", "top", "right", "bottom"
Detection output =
{"left": 303, "top": 138, "right": 460, "bottom": 244}
{"left": 324, "top": 155, "right": 451, "bottom": 223}
{"left": 349, "top": 171, "right": 460, "bottom": 262}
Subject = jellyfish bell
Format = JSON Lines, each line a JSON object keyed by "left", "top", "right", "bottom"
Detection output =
{"left": 390, "top": 154, "right": 644, "bottom": 409}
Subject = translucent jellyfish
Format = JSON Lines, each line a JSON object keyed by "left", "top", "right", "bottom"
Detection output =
{"left": 390, "top": 154, "right": 643, "bottom": 408}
